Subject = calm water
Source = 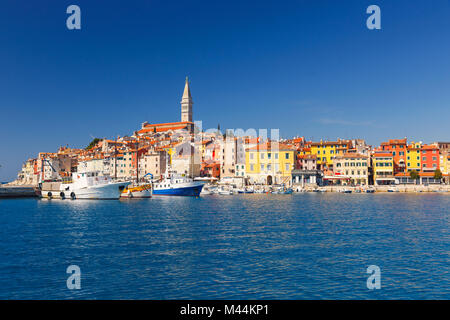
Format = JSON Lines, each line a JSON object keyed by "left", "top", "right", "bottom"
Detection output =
{"left": 0, "top": 194, "right": 449, "bottom": 299}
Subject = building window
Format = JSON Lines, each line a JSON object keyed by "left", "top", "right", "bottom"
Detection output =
{"left": 275, "top": 153, "right": 278, "bottom": 159}
{"left": 285, "top": 153, "right": 289, "bottom": 159}
{"left": 261, "top": 153, "right": 264, "bottom": 159}
{"left": 268, "top": 153, "right": 271, "bottom": 159}
{"left": 285, "top": 164, "right": 290, "bottom": 171}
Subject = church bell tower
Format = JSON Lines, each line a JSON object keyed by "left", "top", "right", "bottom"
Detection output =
{"left": 181, "top": 76, "right": 193, "bottom": 122}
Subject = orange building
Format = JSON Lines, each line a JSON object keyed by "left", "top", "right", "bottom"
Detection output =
{"left": 379, "top": 138, "right": 407, "bottom": 174}
{"left": 420, "top": 144, "right": 440, "bottom": 172}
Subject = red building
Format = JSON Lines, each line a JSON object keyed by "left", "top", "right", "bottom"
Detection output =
{"left": 200, "top": 161, "right": 221, "bottom": 178}
{"left": 420, "top": 144, "right": 440, "bottom": 172}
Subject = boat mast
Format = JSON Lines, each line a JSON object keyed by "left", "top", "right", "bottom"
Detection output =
{"left": 114, "top": 137, "right": 117, "bottom": 179}
{"left": 136, "top": 140, "right": 139, "bottom": 184}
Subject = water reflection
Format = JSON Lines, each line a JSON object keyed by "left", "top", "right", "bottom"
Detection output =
{"left": 1, "top": 194, "right": 449, "bottom": 299}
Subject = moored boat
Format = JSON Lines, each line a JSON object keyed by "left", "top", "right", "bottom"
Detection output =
{"left": 42, "top": 172, "right": 130, "bottom": 200}
{"left": 152, "top": 172, "right": 204, "bottom": 196}
{"left": 120, "top": 184, "right": 152, "bottom": 198}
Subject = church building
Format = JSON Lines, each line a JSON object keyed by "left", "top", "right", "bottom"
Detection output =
{"left": 137, "top": 77, "right": 195, "bottom": 135}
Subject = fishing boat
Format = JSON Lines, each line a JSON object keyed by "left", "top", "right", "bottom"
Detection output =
{"left": 271, "top": 185, "right": 293, "bottom": 194}
{"left": 237, "top": 187, "right": 254, "bottom": 194}
{"left": 200, "top": 185, "right": 216, "bottom": 195}
{"left": 217, "top": 186, "right": 233, "bottom": 195}
{"left": 279, "top": 188, "right": 293, "bottom": 194}
{"left": 42, "top": 172, "right": 130, "bottom": 200}
{"left": 120, "top": 184, "right": 152, "bottom": 198}
{"left": 152, "top": 172, "right": 204, "bottom": 196}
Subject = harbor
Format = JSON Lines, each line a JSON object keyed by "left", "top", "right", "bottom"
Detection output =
{"left": 1, "top": 194, "right": 448, "bottom": 299}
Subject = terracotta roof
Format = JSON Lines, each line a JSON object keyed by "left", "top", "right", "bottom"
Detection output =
{"left": 373, "top": 152, "right": 393, "bottom": 158}
{"left": 334, "top": 153, "right": 368, "bottom": 159}
{"left": 421, "top": 144, "right": 439, "bottom": 150}
{"left": 298, "top": 154, "right": 317, "bottom": 160}
{"left": 138, "top": 125, "right": 190, "bottom": 134}
{"left": 142, "top": 121, "right": 193, "bottom": 128}
{"left": 247, "top": 142, "right": 295, "bottom": 151}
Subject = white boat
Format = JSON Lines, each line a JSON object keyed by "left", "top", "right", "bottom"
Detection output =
{"left": 120, "top": 184, "right": 152, "bottom": 198}
{"left": 152, "top": 172, "right": 205, "bottom": 196}
{"left": 218, "top": 187, "right": 233, "bottom": 195}
{"left": 43, "top": 172, "right": 130, "bottom": 200}
{"left": 200, "top": 185, "right": 216, "bottom": 195}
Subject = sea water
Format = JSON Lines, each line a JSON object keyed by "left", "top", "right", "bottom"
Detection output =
{"left": 0, "top": 193, "right": 448, "bottom": 299}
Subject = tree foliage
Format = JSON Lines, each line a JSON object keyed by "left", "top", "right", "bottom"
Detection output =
{"left": 409, "top": 170, "right": 420, "bottom": 180}
{"left": 86, "top": 138, "right": 101, "bottom": 150}
{"left": 434, "top": 169, "right": 443, "bottom": 180}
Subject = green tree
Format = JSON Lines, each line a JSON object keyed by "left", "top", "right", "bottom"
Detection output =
{"left": 409, "top": 170, "right": 420, "bottom": 180}
{"left": 409, "top": 170, "right": 420, "bottom": 185}
{"left": 434, "top": 169, "right": 443, "bottom": 181}
{"left": 86, "top": 138, "right": 101, "bottom": 150}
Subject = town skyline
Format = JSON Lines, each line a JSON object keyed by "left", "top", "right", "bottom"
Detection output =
{"left": 10, "top": 76, "right": 450, "bottom": 188}
{"left": 1, "top": 0, "right": 450, "bottom": 181}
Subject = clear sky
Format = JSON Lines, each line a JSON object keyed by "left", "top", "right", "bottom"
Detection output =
{"left": 1, "top": 0, "right": 449, "bottom": 181}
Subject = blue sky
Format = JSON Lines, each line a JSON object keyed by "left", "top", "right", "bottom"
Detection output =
{"left": 1, "top": 0, "right": 449, "bottom": 180}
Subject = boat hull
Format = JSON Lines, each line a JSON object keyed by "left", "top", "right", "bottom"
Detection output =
{"left": 120, "top": 185, "right": 152, "bottom": 198}
{"left": 42, "top": 181, "right": 130, "bottom": 200}
{"left": 152, "top": 183, "right": 204, "bottom": 196}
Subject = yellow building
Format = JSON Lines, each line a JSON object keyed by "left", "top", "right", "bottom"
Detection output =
{"left": 440, "top": 153, "right": 449, "bottom": 178}
{"left": 245, "top": 142, "right": 295, "bottom": 185}
{"left": 310, "top": 139, "right": 351, "bottom": 169}
{"left": 406, "top": 141, "right": 421, "bottom": 172}
{"left": 372, "top": 152, "right": 395, "bottom": 185}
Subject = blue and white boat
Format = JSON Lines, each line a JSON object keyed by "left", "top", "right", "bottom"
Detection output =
{"left": 151, "top": 172, "right": 205, "bottom": 196}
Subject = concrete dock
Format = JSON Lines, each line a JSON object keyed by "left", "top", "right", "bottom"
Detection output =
{"left": 0, "top": 186, "right": 39, "bottom": 198}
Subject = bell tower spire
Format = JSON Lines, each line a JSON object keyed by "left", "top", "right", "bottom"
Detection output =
{"left": 181, "top": 76, "right": 193, "bottom": 122}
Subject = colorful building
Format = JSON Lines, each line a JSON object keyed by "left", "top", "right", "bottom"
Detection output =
{"left": 333, "top": 153, "right": 369, "bottom": 185}
{"left": 406, "top": 141, "right": 422, "bottom": 172}
{"left": 372, "top": 152, "right": 395, "bottom": 185}
{"left": 245, "top": 142, "right": 295, "bottom": 185}
{"left": 420, "top": 144, "right": 440, "bottom": 172}
{"left": 310, "top": 139, "right": 352, "bottom": 170}
{"left": 379, "top": 138, "right": 407, "bottom": 174}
